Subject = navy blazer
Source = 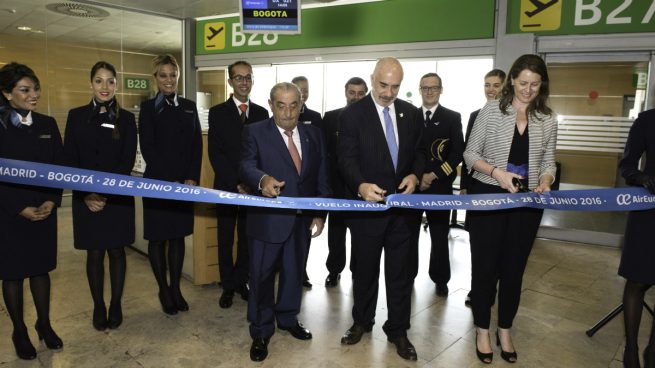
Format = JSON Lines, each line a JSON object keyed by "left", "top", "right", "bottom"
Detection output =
{"left": 138, "top": 96, "right": 202, "bottom": 183}
{"left": 299, "top": 104, "right": 323, "bottom": 131}
{"left": 322, "top": 107, "right": 346, "bottom": 198}
{"left": 208, "top": 98, "right": 269, "bottom": 191}
{"left": 239, "top": 118, "right": 331, "bottom": 243}
{"left": 416, "top": 104, "right": 464, "bottom": 194}
{"left": 338, "top": 94, "right": 425, "bottom": 198}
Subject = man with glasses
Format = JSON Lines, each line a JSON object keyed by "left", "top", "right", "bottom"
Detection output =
{"left": 410, "top": 72, "right": 464, "bottom": 297}
{"left": 322, "top": 77, "right": 368, "bottom": 287}
{"left": 208, "top": 60, "right": 269, "bottom": 309}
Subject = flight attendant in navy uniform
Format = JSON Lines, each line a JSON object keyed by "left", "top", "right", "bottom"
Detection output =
{"left": 0, "top": 62, "right": 64, "bottom": 360}
{"left": 64, "top": 61, "right": 137, "bottom": 331}
{"left": 138, "top": 54, "right": 202, "bottom": 315}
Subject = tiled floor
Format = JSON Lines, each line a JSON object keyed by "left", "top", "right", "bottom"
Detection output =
{"left": 0, "top": 207, "right": 653, "bottom": 367}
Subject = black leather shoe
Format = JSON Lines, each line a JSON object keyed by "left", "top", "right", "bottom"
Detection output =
{"left": 219, "top": 290, "right": 234, "bottom": 309}
{"left": 435, "top": 283, "right": 449, "bottom": 297}
{"left": 388, "top": 336, "right": 417, "bottom": 361}
{"left": 340, "top": 324, "right": 372, "bottom": 345}
{"left": 92, "top": 304, "right": 108, "bottom": 331}
{"left": 325, "top": 273, "right": 341, "bottom": 287}
{"left": 108, "top": 302, "right": 123, "bottom": 329}
{"left": 302, "top": 279, "right": 313, "bottom": 288}
{"left": 238, "top": 284, "right": 249, "bottom": 301}
{"left": 250, "top": 337, "right": 270, "bottom": 362}
{"left": 12, "top": 330, "right": 36, "bottom": 360}
{"left": 35, "top": 321, "right": 63, "bottom": 350}
{"left": 158, "top": 290, "right": 178, "bottom": 315}
{"left": 279, "top": 322, "right": 312, "bottom": 340}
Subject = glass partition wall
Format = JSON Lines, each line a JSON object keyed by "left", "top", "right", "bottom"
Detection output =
{"left": 0, "top": 0, "right": 184, "bottom": 134}
{"left": 541, "top": 59, "right": 650, "bottom": 246}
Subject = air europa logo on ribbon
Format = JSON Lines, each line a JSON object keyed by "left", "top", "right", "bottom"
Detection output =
{"left": 1, "top": 158, "right": 655, "bottom": 212}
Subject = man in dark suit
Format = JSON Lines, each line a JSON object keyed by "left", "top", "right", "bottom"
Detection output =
{"left": 338, "top": 57, "right": 425, "bottom": 361}
{"left": 292, "top": 75, "right": 323, "bottom": 288}
{"left": 240, "top": 82, "right": 331, "bottom": 362}
{"left": 322, "top": 77, "right": 368, "bottom": 287}
{"left": 410, "top": 73, "right": 464, "bottom": 297}
{"left": 208, "top": 60, "right": 269, "bottom": 309}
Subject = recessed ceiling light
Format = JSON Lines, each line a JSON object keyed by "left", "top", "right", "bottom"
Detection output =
{"left": 31, "top": 29, "right": 45, "bottom": 34}
{"left": 17, "top": 26, "right": 32, "bottom": 31}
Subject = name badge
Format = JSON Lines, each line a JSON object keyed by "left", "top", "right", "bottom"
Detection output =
{"left": 38, "top": 134, "right": 51, "bottom": 139}
{"left": 184, "top": 110, "right": 194, "bottom": 114}
{"left": 101, "top": 123, "right": 115, "bottom": 129}
{"left": 302, "top": 121, "right": 311, "bottom": 125}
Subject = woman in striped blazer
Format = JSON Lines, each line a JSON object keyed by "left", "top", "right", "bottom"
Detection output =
{"left": 463, "top": 54, "right": 557, "bottom": 364}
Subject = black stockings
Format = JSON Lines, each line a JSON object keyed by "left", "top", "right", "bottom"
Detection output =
{"left": 148, "top": 238, "right": 185, "bottom": 300}
{"left": 2, "top": 274, "right": 53, "bottom": 333}
{"left": 86, "top": 248, "right": 126, "bottom": 308}
{"left": 623, "top": 280, "right": 655, "bottom": 368}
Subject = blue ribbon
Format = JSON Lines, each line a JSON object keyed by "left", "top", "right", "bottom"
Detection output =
{"left": 0, "top": 158, "right": 653, "bottom": 212}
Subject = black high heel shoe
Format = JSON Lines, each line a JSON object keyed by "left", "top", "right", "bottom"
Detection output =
{"left": 158, "top": 290, "right": 178, "bottom": 315}
{"left": 475, "top": 330, "right": 493, "bottom": 364}
{"left": 107, "top": 302, "right": 123, "bottom": 329}
{"left": 93, "top": 304, "right": 108, "bottom": 331}
{"left": 172, "top": 290, "right": 189, "bottom": 312}
{"left": 496, "top": 330, "right": 517, "bottom": 363}
{"left": 644, "top": 346, "right": 654, "bottom": 368}
{"left": 12, "top": 330, "right": 36, "bottom": 360}
{"left": 35, "top": 321, "right": 63, "bottom": 349}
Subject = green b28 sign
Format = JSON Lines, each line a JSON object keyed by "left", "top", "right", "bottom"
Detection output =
{"left": 124, "top": 77, "right": 149, "bottom": 90}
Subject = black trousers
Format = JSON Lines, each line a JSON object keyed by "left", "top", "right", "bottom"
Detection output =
{"left": 216, "top": 204, "right": 248, "bottom": 292}
{"left": 326, "top": 211, "right": 348, "bottom": 275}
{"left": 408, "top": 209, "right": 450, "bottom": 283}
{"left": 468, "top": 181, "right": 542, "bottom": 329}
{"left": 350, "top": 213, "right": 413, "bottom": 338}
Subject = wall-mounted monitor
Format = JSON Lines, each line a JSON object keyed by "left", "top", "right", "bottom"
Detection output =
{"left": 240, "top": 0, "right": 301, "bottom": 34}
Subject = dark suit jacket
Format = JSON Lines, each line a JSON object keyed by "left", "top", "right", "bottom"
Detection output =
{"left": 0, "top": 111, "right": 63, "bottom": 279}
{"left": 138, "top": 96, "right": 202, "bottom": 183}
{"left": 323, "top": 107, "right": 346, "bottom": 198}
{"left": 239, "top": 118, "right": 331, "bottom": 243}
{"left": 208, "top": 98, "right": 269, "bottom": 191}
{"left": 299, "top": 105, "right": 323, "bottom": 132}
{"left": 460, "top": 109, "right": 479, "bottom": 190}
{"left": 417, "top": 104, "right": 464, "bottom": 194}
{"left": 338, "top": 95, "right": 425, "bottom": 234}
{"left": 64, "top": 103, "right": 137, "bottom": 249}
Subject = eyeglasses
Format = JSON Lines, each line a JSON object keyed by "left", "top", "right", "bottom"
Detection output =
{"left": 231, "top": 74, "right": 252, "bottom": 82}
{"left": 419, "top": 86, "right": 442, "bottom": 93}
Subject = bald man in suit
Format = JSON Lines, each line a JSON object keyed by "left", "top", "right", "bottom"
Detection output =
{"left": 338, "top": 57, "right": 425, "bottom": 361}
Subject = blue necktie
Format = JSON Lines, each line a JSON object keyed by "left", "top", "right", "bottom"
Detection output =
{"left": 383, "top": 106, "right": 398, "bottom": 170}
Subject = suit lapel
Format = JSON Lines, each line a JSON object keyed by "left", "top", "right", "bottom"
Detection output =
{"left": 363, "top": 96, "right": 394, "bottom": 171}
{"left": 298, "top": 124, "right": 311, "bottom": 177}
{"left": 395, "top": 100, "right": 409, "bottom": 171}
{"left": 226, "top": 98, "right": 242, "bottom": 122}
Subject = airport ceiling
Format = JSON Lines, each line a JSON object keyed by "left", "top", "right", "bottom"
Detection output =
{"left": 0, "top": 0, "right": 354, "bottom": 54}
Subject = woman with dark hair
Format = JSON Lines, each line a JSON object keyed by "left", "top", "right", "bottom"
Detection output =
{"left": 618, "top": 107, "right": 655, "bottom": 368}
{"left": 64, "top": 61, "right": 137, "bottom": 330}
{"left": 138, "top": 54, "right": 202, "bottom": 315}
{"left": 0, "top": 62, "right": 64, "bottom": 360}
{"left": 463, "top": 54, "right": 557, "bottom": 364}
{"left": 461, "top": 68, "right": 507, "bottom": 307}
